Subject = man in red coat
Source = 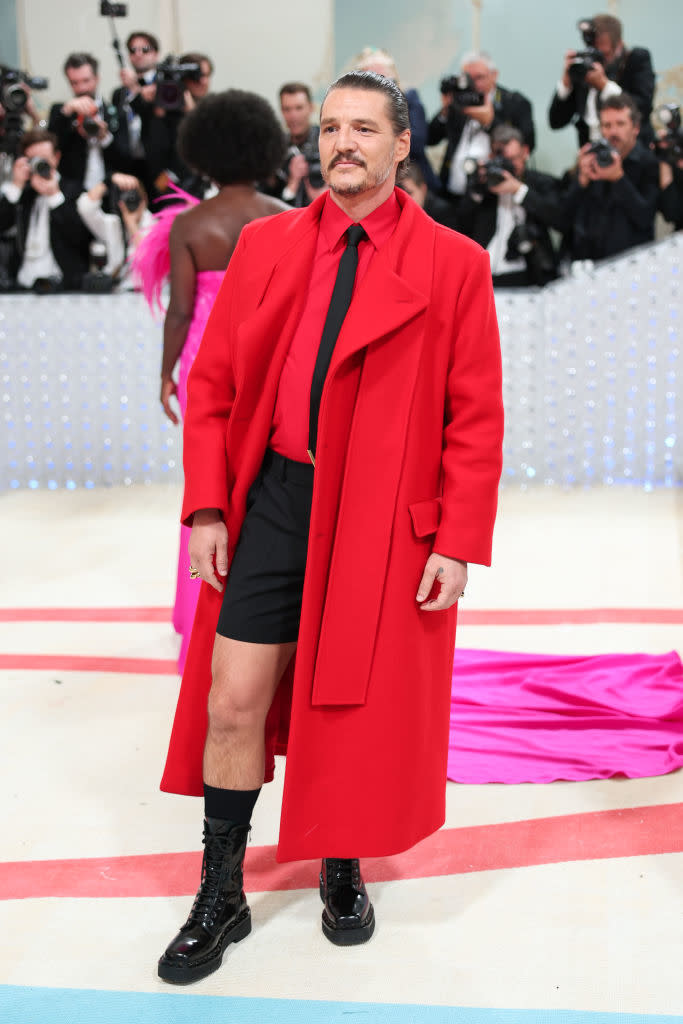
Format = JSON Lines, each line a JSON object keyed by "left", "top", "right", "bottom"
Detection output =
{"left": 158, "top": 71, "right": 504, "bottom": 984}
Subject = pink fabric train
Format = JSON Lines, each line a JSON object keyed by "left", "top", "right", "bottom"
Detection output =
{"left": 448, "top": 649, "right": 683, "bottom": 784}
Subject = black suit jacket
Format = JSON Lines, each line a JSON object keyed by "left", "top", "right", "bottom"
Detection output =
{"left": 659, "top": 167, "right": 683, "bottom": 230}
{"left": 428, "top": 85, "right": 536, "bottom": 192}
{"left": 455, "top": 168, "right": 562, "bottom": 285}
{"left": 47, "top": 100, "right": 129, "bottom": 193}
{"left": 548, "top": 46, "right": 655, "bottom": 146}
{"left": 560, "top": 141, "right": 659, "bottom": 261}
{"left": 0, "top": 182, "right": 92, "bottom": 289}
{"left": 111, "top": 86, "right": 182, "bottom": 198}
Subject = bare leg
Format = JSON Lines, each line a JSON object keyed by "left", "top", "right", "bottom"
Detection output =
{"left": 203, "top": 636, "right": 297, "bottom": 790}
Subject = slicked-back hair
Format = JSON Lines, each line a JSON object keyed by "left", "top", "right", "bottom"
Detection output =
{"left": 63, "top": 52, "right": 99, "bottom": 77}
{"left": 322, "top": 70, "right": 411, "bottom": 177}
{"left": 177, "top": 89, "right": 286, "bottom": 186}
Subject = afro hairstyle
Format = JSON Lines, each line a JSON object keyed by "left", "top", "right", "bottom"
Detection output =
{"left": 177, "top": 89, "right": 286, "bottom": 185}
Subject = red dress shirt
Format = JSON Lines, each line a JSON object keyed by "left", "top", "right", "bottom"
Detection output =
{"left": 269, "top": 191, "right": 401, "bottom": 462}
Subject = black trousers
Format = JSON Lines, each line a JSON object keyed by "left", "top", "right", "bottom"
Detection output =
{"left": 216, "top": 450, "right": 314, "bottom": 644}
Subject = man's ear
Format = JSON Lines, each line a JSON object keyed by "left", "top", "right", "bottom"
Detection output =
{"left": 396, "top": 129, "right": 411, "bottom": 163}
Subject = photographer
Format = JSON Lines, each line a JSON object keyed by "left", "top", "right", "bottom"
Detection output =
{"left": 0, "top": 129, "right": 92, "bottom": 290}
{"left": 428, "top": 52, "right": 535, "bottom": 208}
{"left": 560, "top": 93, "right": 658, "bottom": 262}
{"left": 456, "top": 126, "right": 562, "bottom": 287}
{"left": 265, "top": 82, "right": 323, "bottom": 207}
{"left": 399, "top": 164, "right": 459, "bottom": 230}
{"left": 178, "top": 53, "right": 213, "bottom": 111}
{"left": 548, "top": 14, "right": 655, "bottom": 147}
{"left": 47, "top": 53, "right": 128, "bottom": 194}
{"left": 655, "top": 108, "right": 683, "bottom": 231}
{"left": 76, "top": 171, "right": 151, "bottom": 282}
{"left": 111, "top": 31, "right": 167, "bottom": 198}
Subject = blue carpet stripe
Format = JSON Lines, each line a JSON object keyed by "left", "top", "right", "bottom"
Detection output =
{"left": 1, "top": 987, "right": 682, "bottom": 1024}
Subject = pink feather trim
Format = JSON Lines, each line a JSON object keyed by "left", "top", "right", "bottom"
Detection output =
{"left": 130, "top": 183, "right": 200, "bottom": 317}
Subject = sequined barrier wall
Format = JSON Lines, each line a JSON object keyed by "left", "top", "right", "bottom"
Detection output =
{"left": 1, "top": 235, "right": 680, "bottom": 492}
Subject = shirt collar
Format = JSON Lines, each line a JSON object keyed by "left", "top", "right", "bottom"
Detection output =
{"left": 320, "top": 190, "right": 401, "bottom": 254}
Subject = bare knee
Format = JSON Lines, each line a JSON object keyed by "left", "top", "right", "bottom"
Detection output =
{"left": 206, "top": 669, "right": 267, "bottom": 740}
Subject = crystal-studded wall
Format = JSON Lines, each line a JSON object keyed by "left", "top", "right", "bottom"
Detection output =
{"left": 1, "top": 294, "right": 181, "bottom": 491}
{"left": 497, "top": 234, "right": 680, "bottom": 489}
{"left": 1, "top": 235, "right": 681, "bottom": 492}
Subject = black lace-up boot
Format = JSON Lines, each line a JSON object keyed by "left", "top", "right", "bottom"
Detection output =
{"left": 158, "top": 818, "right": 252, "bottom": 983}
{"left": 320, "top": 858, "right": 375, "bottom": 945}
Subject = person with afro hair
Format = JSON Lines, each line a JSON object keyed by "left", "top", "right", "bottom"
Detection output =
{"left": 133, "top": 88, "right": 289, "bottom": 673}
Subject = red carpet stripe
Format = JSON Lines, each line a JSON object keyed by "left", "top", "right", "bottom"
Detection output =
{"left": 0, "top": 607, "right": 171, "bottom": 623}
{"left": 459, "top": 608, "right": 683, "bottom": 625}
{"left": 2, "top": 802, "right": 681, "bottom": 901}
{"left": 0, "top": 654, "right": 178, "bottom": 674}
{"left": 0, "top": 607, "right": 681, "bottom": 625}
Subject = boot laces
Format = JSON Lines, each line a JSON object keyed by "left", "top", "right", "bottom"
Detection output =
{"left": 328, "top": 858, "right": 356, "bottom": 887}
{"left": 188, "top": 831, "right": 237, "bottom": 923}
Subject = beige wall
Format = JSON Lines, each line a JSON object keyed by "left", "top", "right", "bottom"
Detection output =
{"left": 17, "top": 0, "right": 334, "bottom": 118}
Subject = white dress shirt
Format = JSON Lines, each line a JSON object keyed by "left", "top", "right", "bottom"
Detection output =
{"left": 1, "top": 180, "right": 65, "bottom": 287}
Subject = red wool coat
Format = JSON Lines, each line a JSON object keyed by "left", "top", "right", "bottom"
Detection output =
{"left": 160, "top": 188, "right": 504, "bottom": 862}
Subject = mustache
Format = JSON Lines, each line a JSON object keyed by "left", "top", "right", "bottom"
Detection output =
{"left": 329, "top": 153, "right": 366, "bottom": 169}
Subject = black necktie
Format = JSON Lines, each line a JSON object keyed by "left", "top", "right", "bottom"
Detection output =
{"left": 307, "top": 223, "right": 367, "bottom": 465}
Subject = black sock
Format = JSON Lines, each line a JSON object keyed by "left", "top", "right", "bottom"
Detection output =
{"left": 203, "top": 783, "right": 261, "bottom": 825}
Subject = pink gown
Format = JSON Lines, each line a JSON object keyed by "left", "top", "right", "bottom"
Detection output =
{"left": 131, "top": 189, "right": 224, "bottom": 671}
{"left": 173, "top": 270, "right": 225, "bottom": 670}
{"left": 448, "top": 648, "right": 683, "bottom": 784}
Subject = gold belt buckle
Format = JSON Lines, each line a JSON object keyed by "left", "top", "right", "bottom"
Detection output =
{"left": 307, "top": 448, "right": 316, "bottom": 467}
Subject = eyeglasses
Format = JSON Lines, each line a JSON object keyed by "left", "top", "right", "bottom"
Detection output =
{"left": 128, "top": 45, "right": 152, "bottom": 55}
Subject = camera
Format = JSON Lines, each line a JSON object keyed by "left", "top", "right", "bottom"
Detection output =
{"left": 286, "top": 139, "right": 324, "bottom": 190}
{"left": 655, "top": 105, "right": 683, "bottom": 165}
{"left": 100, "top": 1, "right": 127, "bottom": 14}
{"left": 112, "top": 182, "right": 142, "bottom": 211}
{"left": 586, "top": 137, "right": 615, "bottom": 167}
{"left": 0, "top": 66, "right": 49, "bottom": 114}
{"left": 155, "top": 55, "right": 202, "bottom": 111}
{"left": 463, "top": 155, "right": 516, "bottom": 195}
{"left": 73, "top": 113, "right": 101, "bottom": 138}
{"left": 568, "top": 18, "right": 604, "bottom": 87}
{"left": 440, "top": 73, "right": 484, "bottom": 108}
{"left": 29, "top": 156, "right": 52, "bottom": 179}
{"left": 506, "top": 222, "right": 542, "bottom": 260}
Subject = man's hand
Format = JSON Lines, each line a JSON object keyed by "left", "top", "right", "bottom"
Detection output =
{"left": 140, "top": 83, "right": 157, "bottom": 104}
{"left": 287, "top": 153, "right": 309, "bottom": 189}
{"left": 31, "top": 170, "right": 60, "bottom": 197}
{"left": 561, "top": 50, "right": 577, "bottom": 90}
{"left": 188, "top": 509, "right": 228, "bottom": 592}
{"left": 462, "top": 98, "right": 494, "bottom": 128}
{"left": 416, "top": 553, "right": 467, "bottom": 611}
{"left": 591, "top": 149, "right": 623, "bottom": 182}
{"left": 62, "top": 96, "right": 98, "bottom": 119}
{"left": 160, "top": 374, "right": 180, "bottom": 424}
{"left": 577, "top": 143, "right": 596, "bottom": 187}
{"left": 11, "top": 155, "right": 31, "bottom": 189}
{"left": 112, "top": 171, "right": 141, "bottom": 192}
{"left": 585, "top": 64, "right": 608, "bottom": 92}
{"left": 489, "top": 169, "right": 524, "bottom": 196}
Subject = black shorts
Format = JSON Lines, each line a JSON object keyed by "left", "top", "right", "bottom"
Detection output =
{"left": 216, "top": 449, "right": 314, "bottom": 644}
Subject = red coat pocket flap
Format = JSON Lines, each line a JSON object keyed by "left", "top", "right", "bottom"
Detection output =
{"left": 408, "top": 497, "right": 442, "bottom": 538}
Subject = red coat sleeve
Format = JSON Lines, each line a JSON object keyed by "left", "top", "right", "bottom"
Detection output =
{"left": 180, "top": 231, "right": 248, "bottom": 526}
{"left": 435, "top": 247, "right": 504, "bottom": 566}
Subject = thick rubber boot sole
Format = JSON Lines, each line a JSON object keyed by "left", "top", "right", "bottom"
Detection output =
{"left": 321, "top": 904, "right": 375, "bottom": 946}
{"left": 157, "top": 907, "right": 252, "bottom": 984}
